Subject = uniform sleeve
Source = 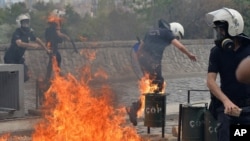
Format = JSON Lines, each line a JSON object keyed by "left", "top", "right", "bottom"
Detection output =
{"left": 161, "top": 29, "right": 175, "bottom": 42}
{"left": 12, "top": 29, "right": 22, "bottom": 41}
{"left": 208, "top": 46, "right": 220, "bottom": 73}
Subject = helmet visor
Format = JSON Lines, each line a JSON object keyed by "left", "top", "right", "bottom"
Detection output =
{"left": 21, "top": 19, "right": 30, "bottom": 27}
{"left": 205, "top": 9, "right": 227, "bottom": 27}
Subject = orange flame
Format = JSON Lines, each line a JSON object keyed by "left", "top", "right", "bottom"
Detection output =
{"left": 0, "top": 45, "right": 154, "bottom": 141}
{"left": 47, "top": 15, "right": 63, "bottom": 26}
{"left": 0, "top": 134, "right": 9, "bottom": 141}
{"left": 80, "top": 49, "right": 96, "bottom": 62}
{"left": 137, "top": 73, "right": 166, "bottom": 117}
{"left": 30, "top": 57, "right": 145, "bottom": 141}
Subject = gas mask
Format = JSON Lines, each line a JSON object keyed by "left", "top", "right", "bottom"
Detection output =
{"left": 214, "top": 22, "right": 234, "bottom": 50}
{"left": 20, "top": 19, "right": 31, "bottom": 32}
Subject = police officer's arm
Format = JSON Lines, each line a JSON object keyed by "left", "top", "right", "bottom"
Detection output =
{"left": 236, "top": 56, "right": 250, "bottom": 84}
{"left": 16, "top": 39, "right": 40, "bottom": 49}
{"left": 171, "top": 39, "right": 197, "bottom": 61}
{"left": 207, "top": 72, "right": 239, "bottom": 114}
{"left": 56, "top": 29, "right": 71, "bottom": 41}
{"left": 35, "top": 37, "right": 51, "bottom": 53}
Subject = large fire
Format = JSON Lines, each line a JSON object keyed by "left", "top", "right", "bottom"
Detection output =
{"left": 0, "top": 50, "right": 153, "bottom": 141}
{"left": 31, "top": 57, "right": 144, "bottom": 141}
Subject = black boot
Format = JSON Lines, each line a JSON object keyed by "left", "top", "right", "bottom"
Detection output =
{"left": 126, "top": 101, "right": 141, "bottom": 126}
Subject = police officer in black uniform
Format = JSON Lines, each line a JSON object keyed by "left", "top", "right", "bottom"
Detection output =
{"left": 127, "top": 19, "right": 197, "bottom": 126}
{"left": 4, "top": 13, "right": 48, "bottom": 82}
{"left": 206, "top": 7, "right": 250, "bottom": 141}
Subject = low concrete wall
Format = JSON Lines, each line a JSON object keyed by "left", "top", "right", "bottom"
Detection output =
{"left": 0, "top": 39, "right": 214, "bottom": 82}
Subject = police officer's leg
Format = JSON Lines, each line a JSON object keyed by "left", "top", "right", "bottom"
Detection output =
{"left": 55, "top": 52, "right": 61, "bottom": 68}
{"left": 18, "top": 57, "right": 30, "bottom": 82}
{"left": 152, "top": 63, "right": 164, "bottom": 93}
{"left": 126, "top": 56, "right": 149, "bottom": 126}
{"left": 46, "top": 55, "right": 53, "bottom": 83}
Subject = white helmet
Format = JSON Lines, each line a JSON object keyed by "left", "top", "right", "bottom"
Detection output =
{"left": 205, "top": 7, "right": 244, "bottom": 36}
{"left": 16, "top": 13, "right": 30, "bottom": 27}
{"left": 170, "top": 22, "right": 184, "bottom": 40}
{"left": 50, "top": 9, "right": 66, "bottom": 18}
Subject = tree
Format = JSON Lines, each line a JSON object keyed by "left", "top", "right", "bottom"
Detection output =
{"left": 5, "top": 2, "right": 29, "bottom": 25}
{"left": 232, "top": 0, "right": 250, "bottom": 36}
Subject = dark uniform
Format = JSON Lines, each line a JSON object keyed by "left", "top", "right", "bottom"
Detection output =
{"left": 138, "top": 27, "right": 175, "bottom": 92}
{"left": 4, "top": 28, "right": 36, "bottom": 82}
{"left": 127, "top": 27, "right": 176, "bottom": 126}
{"left": 208, "top": 35, "right": 250, "bottom": 141}
{"left": 45, "top": 22, "right": 63, "bottom": 82}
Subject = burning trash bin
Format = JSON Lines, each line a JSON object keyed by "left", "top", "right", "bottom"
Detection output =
{"left": 144, "top": 93, "right": 168, "bottom": 138}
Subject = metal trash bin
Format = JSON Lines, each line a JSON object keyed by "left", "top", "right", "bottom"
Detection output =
{"left": 204, "top": 110, "right": 218, "bottom": 141}
{"left": 144, "top": 93, "right": 168, "bottom": 138}
{"left": 179, "top": 103, "right": 207, "bottom": 141}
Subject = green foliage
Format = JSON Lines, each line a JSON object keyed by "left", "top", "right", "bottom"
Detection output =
{"left": 0, "top": 8, "right": 7, "bottom": 24}
{"left": 62, "top": 4, "right": 82, "bottom": 39}
{"left": 0, "top": 24, "right": 15, "bottom": 44}
{"left": 232, "top": 0, "right": 250, "bottom": 36}
{"left": 131, "top": 0, "right": 173, "bottom": 25}
{"left": 32, "top": 1, "right": 50, "bottom": 11}
{"left": 5, "top": 2, "right": 29, "bottom": 25}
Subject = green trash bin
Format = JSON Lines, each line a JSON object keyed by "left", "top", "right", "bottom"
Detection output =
{"left": 144, "top": 93, "right": 167, "bottom": 127}
{"left": 204, "top": 110, "right": 219, "bottom": 141}
{"left": 180, "top": 103, "right": 207, "bottom": 141}
{"left": 144, "top": 93, "right": 168, "bottom": 138}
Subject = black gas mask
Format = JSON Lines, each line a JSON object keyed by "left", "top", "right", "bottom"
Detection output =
{"left": 214, "top": 21, "right": 234, "bottom": 50}
{"left": 20, "top": 19, "right": 31, "bottom": 32}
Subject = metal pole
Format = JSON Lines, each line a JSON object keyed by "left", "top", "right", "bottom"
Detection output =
{"left": 178, "top": 104, "right": 183, "bottom": 141}
{"left": 162, "top": 126, "right": 164, "bottom": 138}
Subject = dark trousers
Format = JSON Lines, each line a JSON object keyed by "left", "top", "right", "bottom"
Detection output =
{"left": 216, "top": 105, "right": 250, "bottom": 141}
{"left": 129, "top": 53, "right": 164, "bottom": 114}
{"left": 45, "top": 51, "right": 61, "bottom": 83}
{"left": 138, "top": 56, "right": 164, "bottom": 93}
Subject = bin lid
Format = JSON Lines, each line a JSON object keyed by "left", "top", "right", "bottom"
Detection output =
{"left": 143, "top": 93, "right": 169, "bottom": 96}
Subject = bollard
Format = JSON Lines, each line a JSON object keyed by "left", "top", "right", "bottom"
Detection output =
{"left": 144, "top": 93, "right": 168, "bottom": 138}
